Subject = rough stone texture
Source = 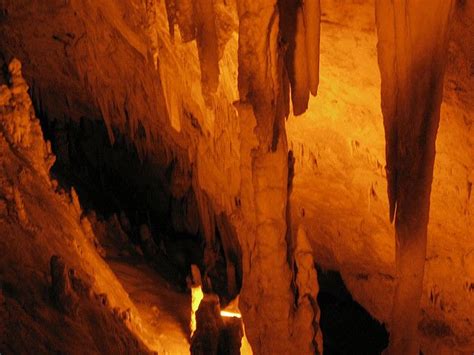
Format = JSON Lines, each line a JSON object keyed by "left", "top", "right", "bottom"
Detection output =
{"left": 190, "top": 294, "right": 224, "bottom": 355}
{"left": 0, "top": 0, "right": 472, "bottom": 353}
{"left": 233, "top": 2, "right": 301, "bottom": 353}
{"left": 0, "top": 59, "right": 156, "bottom": 354}
{"left": 221, "top": 316, "right": 244, "bottom": 355}
{"left": 50, "top": 255, "right": 80, "bottom": 315}
{"left": 293, "top": 226, "right": 323, "bottom": 354}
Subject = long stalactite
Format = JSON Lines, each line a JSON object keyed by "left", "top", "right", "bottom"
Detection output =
{"left": 375, "top": 1, "right": 455, "bottom": 353}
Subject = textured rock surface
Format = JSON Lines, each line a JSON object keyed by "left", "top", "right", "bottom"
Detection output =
{"left": 293, "top": 226, "right": 323, "bottom": 354}
{"left": 0, "top": 59, "right": 156, "bottom": 354}
{"left": 0, "top": 0, "right": 472, "bottom": 353}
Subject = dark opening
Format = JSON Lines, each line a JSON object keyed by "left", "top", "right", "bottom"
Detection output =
{"left": 317, "top": 266, "right": 389, "bottom": 354}
{"left": 31, "top": 93, "right": 242, "bottom": 301}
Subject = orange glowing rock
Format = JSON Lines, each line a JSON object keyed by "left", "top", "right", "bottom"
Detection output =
{"left": 189, "top": 264, "right": 204, "bottom": 336}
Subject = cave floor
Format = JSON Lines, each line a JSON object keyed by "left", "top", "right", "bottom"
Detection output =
{"left": 106, "top": 256, "right": 191, "bottom": 354}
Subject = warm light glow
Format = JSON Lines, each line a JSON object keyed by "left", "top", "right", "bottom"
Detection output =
{"left": 221, "top": 298, "right": 253, "bottom": 355}
{"left": 190, "top": 285, "right": 204, "bottom": 336}
{"left": 220, "top": 310, "right": 242, "bottom": 318}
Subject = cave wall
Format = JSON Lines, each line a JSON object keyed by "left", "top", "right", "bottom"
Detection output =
{"left": 0, "top": 0, "right": 473, "bottom": 353}
{"left": 0, "top": 59, "right": 159, "bottom": 354}
{"left": 286, "top": 1, "right": 473, "bottom": 352}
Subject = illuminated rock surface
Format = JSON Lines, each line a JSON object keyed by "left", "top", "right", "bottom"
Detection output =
{"left": 0, "top": 0, "right": 472, "bottom": 354}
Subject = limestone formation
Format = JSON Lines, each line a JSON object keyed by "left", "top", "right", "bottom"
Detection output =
{"left": 194, "top": 0, "right": 220, "bottom": 97}
{"left": 375, "top": 1, "right": 456, "bottom": 353}
{"left": 303, "top": 0, "right": 321, "bottom": 96}
{"left": 0, "top": 1, "right": 472, "bottom": 354}
{"left": 190, "top": 294, "right": 223, "bottom": 355}
{"left": 221, "top": 316, "right": 244, "bottom": 355}
{"left": 293, "top": 226, "right": 323, "bottom": 354}
{"left": 0, "top": 58, "right": 55, "bottom": 180}
{"left": 0, "top": 59, "right": 160, "bottom": 353}
{"left": 176, "top": 0, "right": 196, "bottom": 42}
{"left": 291, "top": 7, "right": 310, "bottom": 115}
{"left": 50, "top": 255, "right": 80, "bottom": 315}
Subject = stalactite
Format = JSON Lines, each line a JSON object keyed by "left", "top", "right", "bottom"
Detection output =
{"left": 302, "top": 0, "right": 321, "bottom": 96}
{"left": 235, "top": 2, "right": 296, "bottom": 353}
{"left": 279, "top": 1, "right": 309, "bottom": 116}
{"left": 291, "top": 7, "right": 310, "bottom": 115}
{"left": 234, "top": 1, "right": 325, "bottom": 353}
{"left": 176, "top": 0, "right": 196, "bottom": 42}
{"left": 375, "top": 1, "right": 455, "bottom": 354}
{"left": 279, "top": 0, "right": 321, "bottom": 115}
{"left": 164, "top": 0, "right": 176, "bottom": 38}
{"left": 194, "top": 0, "right": 220, "bottom": 96}
{"left": 236, "top": 0, "right": 285, "bottom": 150}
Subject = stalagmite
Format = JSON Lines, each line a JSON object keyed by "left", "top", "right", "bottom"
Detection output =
{"left": 235, "top": 1, "right": 298, "bottom": 353}
{"left": 293, "top": 225, "right": 323, "bottom": 354}
{"left": 234, "top": 0, "right": 325, "bottom": 353}
{"left": 302, "top": 0, "right": 321, "bottom": 96}
{"left": 194, "top": 0, "right": 220, "bottom": 96}
{"left": 2, "top": 0, "right": 473, "bottom": 352}
{"left": 375, "top": 1, "right": 455, "bottom": 354}
{"left": 188, "top": 264, "right": 204, "bottom": 336}
{"left": 190, "top": 294, "right": 223, "bottom": 355}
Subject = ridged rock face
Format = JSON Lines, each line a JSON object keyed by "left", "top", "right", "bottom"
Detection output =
{"left": 0, "top": 0, "right": 473, "bottom": 354}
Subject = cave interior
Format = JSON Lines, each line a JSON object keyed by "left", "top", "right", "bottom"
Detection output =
{"left": 0, "top": 0, "right": 473, "bottom": 354}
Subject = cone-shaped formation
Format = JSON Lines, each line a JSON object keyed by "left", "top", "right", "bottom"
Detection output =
{"left": 176, "top": 0, "right": 196, "bottom": 42}
{"left": 194, "top": 0, "right": 220, "bottom": 96}
{"left": 303, "top": 0, "right": 321, "bottom": 96}
{"left": 375, "top": 1, "right": 455, "bottom": 353}
{"left": 279, "top": 0, "right": 321, "bottom": 116}
{"left": 293, "top": 225, "right": 323, "bottom": 354}
{"left": 291, "top": 7, "right": 310, "bottom": 115}
{"left": 165, "top": 0, "right": 220, "bottom": 97}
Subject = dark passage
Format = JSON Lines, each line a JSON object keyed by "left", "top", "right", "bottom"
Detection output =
{"left": 317, "top": 267, "right": 389, "bottom": 355}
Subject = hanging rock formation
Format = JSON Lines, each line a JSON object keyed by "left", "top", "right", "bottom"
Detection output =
{"left": 194, "top": 0, "right": 220, "bottom": 97}
{"left": 234, "top": 1, "right": 296, "bottom": 354}
{"left": 279, "top": 0, "right": 321, "bottom": 115}
{"left": 375, "top": 1, "right": 455, "bottom": 353}
{"left": 233, "top": 0, "right": 324, "bottom": 352}
{"left": 1, "top": 0, "right": 472, "bottom": 353}
{"left": 176, "top": 0, "right": 196, "bottom": 42}
{"left": 303, "top": 0, "right": 321, "bottom": 96}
